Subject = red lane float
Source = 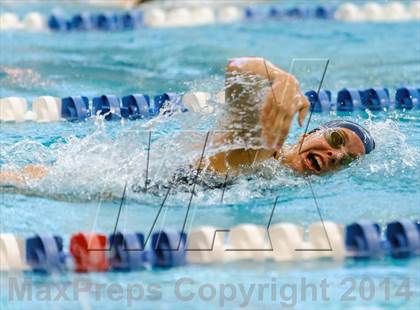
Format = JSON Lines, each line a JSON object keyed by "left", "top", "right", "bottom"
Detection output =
{"left": 70, "top": 232, "right": 109, "bottom": 272}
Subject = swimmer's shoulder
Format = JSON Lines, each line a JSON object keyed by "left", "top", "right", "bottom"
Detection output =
{"left": 0, "top": 165, "right": 47, "bottom": 188}
{"left": 198, "top": 148, "right": 277, "bottom": 175}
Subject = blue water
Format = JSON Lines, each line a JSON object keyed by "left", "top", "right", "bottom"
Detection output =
{"left": 1, "top": 4, "right": 420, "bottom": 309}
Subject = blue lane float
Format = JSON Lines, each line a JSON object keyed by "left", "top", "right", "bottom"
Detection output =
{"left": 92, "top": 95, "right": 122, "bottom": 120}
{"left": 246, "top": 6, "right": 330, "bottom": 20}
{"left": 63, "top": 93, "right": 186, "bottom": 122}
{"left": 345, "top": 221, "right": 384, "bottom": 259}
{"left": 314, "top": 6, "right": 335, "bottom": 19}
{"left": 285, "top": 7, "right": 309, "bottom": 18}
{"left": 149, "top": 96, "right": 164, "bottom": 116}
{"left": 48, "top": 11, "right": 144, "bottom": 32}
{"left": 95, "top": 13, "right": 120, "bottom": 31}
{"left": 386, "top": 220, "right": 420, "bottom": 258}
{"left": 336, "top": 88, "right": 363, "bottom": 111}
{"left": 154, "top": 93, "right": 186, "bottom": 115}
{"left": 336, "top": 88, "right": 391, "bottom": 111}
{"left": 109, "top": 232, "right": 145, "bottom": 270}
{"left": 305, "top": 86, "right": 417, "bottom": 112}
{"left": 48, "top": 14, "right": 69, "bottom": 31}
{"left": 150, "top": 231, "right": 187, "bottom": 268}
{"left": 305, "top": 90, "right": 333, "bottom": 112}
{"left": 395, "top": 87, "right": 420, "bottom": 109}
{"left": 62, "top": 96, "right": 90, "bottom": 121}
{"left": 121, "top": 94, "right": 151, "bottom": 119}
{"left": 26, "top": 235, "right": 66, "bottom": 272}
{"left": 244, "top": 7, "right": 256, "bottom": 19}
{"left": 361, "top": 88, "right": 391, "bottom": 111}
{"left": 268, "top": 7, "right": 283, "bottom": 18}
{"left": 121, "top": 11, "right": 143, "bottom": 30}
{"left": 70, "top": 13, "right": 94, "bottom": 31}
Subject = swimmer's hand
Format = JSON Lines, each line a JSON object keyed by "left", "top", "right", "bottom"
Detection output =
{"left": 260, "top": 72, "right": 309, "bottom": 150}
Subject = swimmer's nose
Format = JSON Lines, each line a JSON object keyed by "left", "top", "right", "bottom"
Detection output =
{"left": 326, "top": 150, "right": 344, "bottom": 167}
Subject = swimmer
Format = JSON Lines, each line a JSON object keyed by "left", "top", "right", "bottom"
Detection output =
{"left": 0, "top": 57, "right": 375, "bottom": 188}
{"left": 201, "top": 57, "right": 375, "bottom": 176}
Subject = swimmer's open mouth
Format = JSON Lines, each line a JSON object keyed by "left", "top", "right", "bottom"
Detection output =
{"left": 306, "top": 152, "right": 322, "bottom": 173}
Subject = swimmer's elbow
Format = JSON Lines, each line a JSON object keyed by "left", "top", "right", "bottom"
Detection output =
{"left": 226, "top": 58, "right": 240, "bottom": 72}
{"left": 226, "top": 57, "right": 265, "bottom": 73}
{"left": 226, "top": 57, "right": 288, "bottom": 81}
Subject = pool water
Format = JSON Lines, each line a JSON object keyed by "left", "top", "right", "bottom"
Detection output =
{"left": 1, "top": 4, "right": 420, "bottom": 309}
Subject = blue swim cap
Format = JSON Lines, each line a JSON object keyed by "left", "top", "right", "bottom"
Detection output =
{"left": 316, "top": 120, "right": 375, "bottom": 154}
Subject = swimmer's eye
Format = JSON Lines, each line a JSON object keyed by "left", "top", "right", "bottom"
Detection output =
{"left": 325, "top": 129, "right": 345, "bottom": 149}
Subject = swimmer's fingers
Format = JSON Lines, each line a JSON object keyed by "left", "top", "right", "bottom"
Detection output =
{"left": 273, "top": 113, "right": 294, "bottom": 150}
{"left": 261, "top": 91, "right": 274, "bottom": 118}
{"left": 273, "top": 94, "right": 307, "bottom": 148}
{"left": 297, "top": 94, "right": 309, "bottom": 127}
{"left": 271, "top": 93, "right": 305, "bottom": 149}
{"left": 261, "top": 75, "right": 301, "bottom": 148}
{"left": 262, "top": 74, "right": 306, "bottom": 148}
{"left": 264, "top": 105, "right": 294, "bottom": 149}
{"left": 261, "top": 93, "right": 282, "bottom": 148}
{"left": 260, "top": 92, "right": 278, "bottom": 145}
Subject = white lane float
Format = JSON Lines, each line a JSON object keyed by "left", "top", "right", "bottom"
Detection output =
{"left": 383, "top": 2, "right": 410, "bottom": 21}
{"left": 334, "top": 3, "right": 363, "bottom": 22}
{"left": 225, "top": 224, "right": 270, "bottom": 261}
{"left": 0, "top": 13, "right": 23, "bottom": 30}
{"left": 270, "top": 223, "right": 338, "bottom": 261}
{"left": 410, "top": 1, "right": 420, "bottom": 19}
{"left": 186, "top": 226, "right": 226, "bottom": 264}
{"left": 218, "top": 6, "right": 243, "bottom": 23}
{"left": 0, "top": 97, "right": 28, "bottom": 122}
{"left": 32, "top": 96, "right": 62, "bottom": 122}
{"left": 308, "top": 221, "right": 346, "bottom": 259}
{"left": 0, "top": 12, "right": 46, "bottom": 31}
{"left": 269, "top": 223, "right": 308, "bottom": 261}
{"left": 0, "top": 234, "right": 29, "bottom": 271}
{"left": 143, "top": 8, "right": 167, "bottom": 27}
{"left": 166, "top": 8, "right": 193, "bottom": 27}
{"left": 190, "top": 7, "right": 216, "bottom": 26}
{"left": 23, "top": 12, "right": 46, "bottom": 31}
{"left": 362, "top": 2, "right": 385, "bottom": 21}
{"left": 217, "top": 6, "right": 244, "bottom": 23}
{"left": 183, "top": 92, "right": 214, "bottom": 113}
{"left": 335, "top": 1, "right": 417, "bottom": 22}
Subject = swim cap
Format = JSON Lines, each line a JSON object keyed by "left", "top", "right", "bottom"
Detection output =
{"left": 317, "top": 120, "right": 375, "bottom": 154}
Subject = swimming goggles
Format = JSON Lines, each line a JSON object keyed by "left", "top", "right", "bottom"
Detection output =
{"left": 324, "top": 129, "right": 355, "bottom": 166}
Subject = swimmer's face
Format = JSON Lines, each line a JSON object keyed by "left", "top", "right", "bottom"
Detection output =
{"left": 289, "top": 127, "right": 366, "bottom": 175}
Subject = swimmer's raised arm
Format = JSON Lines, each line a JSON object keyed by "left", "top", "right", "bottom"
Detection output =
{"left": 205, "top": 58, "right": 309, "bottom": 174}
{"left": 223, "top": 57, "right": 309, "bottom": 150}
